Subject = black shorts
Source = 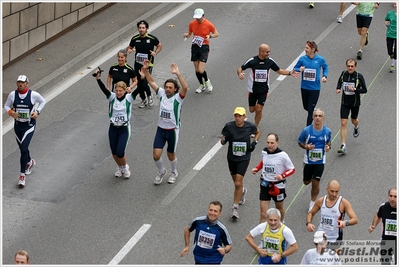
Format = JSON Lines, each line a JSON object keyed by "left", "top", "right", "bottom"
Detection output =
{"left": 227, "top": 159, "right": 250, "bottom": 176}
{"left": 303, "top": 163, "right": 324, "bottom": 182}
{"left": 191, "top": 44, "right": 209, "bottom": 63}
{"left": 248, "top": 91, "right": 268, "bottom": 107}
{"left": 356, "top": 15, "right": 373, "bottom": 29}
{"left": 259, "top": 183, "right": 287, "bottom": 202}
{"left": 340, "top": 105, "right": 360, "bottom": 119}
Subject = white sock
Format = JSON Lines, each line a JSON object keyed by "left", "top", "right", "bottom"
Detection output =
{"left": 170, "top": 158, "right": 177, "bottom": 174}
{"left": 154, "top": 159, "right": 164, "bottom": 173}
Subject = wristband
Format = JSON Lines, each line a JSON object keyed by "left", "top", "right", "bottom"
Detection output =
{"left": 345, "top": 220, "right": 349, "bottom": 226}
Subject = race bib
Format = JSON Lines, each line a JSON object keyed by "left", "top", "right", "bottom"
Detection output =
{"left": 309, "top": 148, "right": 323, "bottom": 162}
{"left": 254, "top": 69, "right": 268, "bottom": 82}
{"left": 136, "top": 53, "right": 149, "bottom": 65}
{"left": 303, "top": 68, "right": 316, "bottom": 82}
{"left": 197, "top": 230, "right": 215, "bottom": 249}
{"left": 263, "top": 237, "right": 280, "bottom": 255}
{"left": 232, "top": 141, "right": 247, "bottom": 156}
{"left": 320, "top": 214, "right": 334, "bottom": 231}
{"left": 385, "top": 219, "right": 397, "bottom": 236}
{"left": 112, "top": 112, "right": 127, "bottom": 126}
{"left": 343, "top": 82, "right": 356, "bottom": 95}
{"left": 16, "top": 108, "right": 30, "bottom": 120}
{"left": 192, "top": 35, "right": 204, "bottom": 47}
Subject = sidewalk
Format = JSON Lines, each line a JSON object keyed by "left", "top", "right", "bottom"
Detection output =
{"left": 2, "top": 2, "right": 180, "bottom": 110}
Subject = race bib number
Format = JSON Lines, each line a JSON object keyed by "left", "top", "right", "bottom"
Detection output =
{"left": 263, "top": 237, "right": 280, "bottom": 255}
{"left": 197, "top": 230, "right": 215, "bottom": 249}
{"left": 320, "top": 214, "right": 334, "bottom": 231}
{"left": 16, "top": 108, "right": 30, "bottom": 120}
{"left": 343, "top": 82, "right": 356, "bottom": 95}
{"left": 136, "top": 53, "right": 149, "bottom": 65}
{"left": 112, "top": 112, "right": 127, "bottom": 126}
{"left": 309, "top": 148, "right": 323, "bottom": 162}
{"left": 254, "top": 69, "right": 268, "bottom": 82}
{"left": 385, "top": 219, "right": 397, "bottom": 236}
{"left": 160, "top": 107, "right": 172, "bottom": 122}
{"left": 232, "top": 142, "right": 247, "bottom": 156}
{"left": 303, "top": 68, "right": 316, "bottom": 82}
{"left": 263, "top": 164, "right": 276, "bottom": 180}
{"left": 192, "top": 35, "right": 204, "bottom": 47}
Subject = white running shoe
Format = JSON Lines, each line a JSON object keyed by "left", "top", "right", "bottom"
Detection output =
{"left": 18, "top": 175, "right": 26, "bottom": 187}
{"left": 154, "top": 168, "right": 167, "bottom": 185}
{"left": 148, "top": 95, "right": 154, "bottom": 107}
{"left": 337, "top": 15, "right": 343, "bottom": 23}
{"left": 196, "top": 84, "right": 205, "bottom": 94}
{"left": 239, "top": 187, "right": 247, "bottom": 205}
{"left": 123, "top": 164, "right": 131, "bottom": 179}
{"left": 139, "top": 98, "right": 148, "bottom": 108}
{"left": 232, "top": 208, "right": 239, "bottom": 219}
{"left": 25, "top": 158, "right": 36, "bottom": 175}
{"left": 167, "top": 171, "right": 178, "bottom": 184}
{"left": 205, "top": 80, "right": 213, "bottom": 92}
{"left": 115, "top": 166, "right": 124, "bottom": 177}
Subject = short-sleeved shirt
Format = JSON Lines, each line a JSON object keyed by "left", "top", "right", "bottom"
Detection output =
{"left": 298, "top": 125, "right": 331, "bottom": 165}
{"left": 188, "top": 215, "right": 232, "bottom": 264}
{"left": 129, "top": 33, "right": 160, "bottom": 65}
{"left": 188, "top": 18, "right": 216, "bottom": 47}
{"left": 157, "top": 88, "right": 184, "bottom": 129}
{"left": 241, "top": 56, "right": 280, "bottom": 94}
{"left": 108, "top": 64, "right": 136, "bottom": 92}
{"left": 221, "top": 121, "right": 258, "bottom": 162}
{"left": 377, "top": 202, "right": 397, "bottom": 240}
{"left": 301, "top": 248, "right": 341, "bottom": 265}
{"left": 385, "top": 10, "right": 397, "bottom": 39}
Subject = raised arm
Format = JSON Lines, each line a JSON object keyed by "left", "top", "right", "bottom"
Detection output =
{"left": 140, "top": 59, "right": 159, "bottom": 94}
{"left": 171, "top": 63, "right": 189, "bottom": 97}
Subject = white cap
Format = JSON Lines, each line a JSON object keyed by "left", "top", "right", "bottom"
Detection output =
{"left": 17, "top": 75, "right": 29, "bottom": 83}
{"left": 193, "top": 8, "right": 204, "bottom": 18}
{"left": 313, "top": 231, "right": 327, "bottom": 243}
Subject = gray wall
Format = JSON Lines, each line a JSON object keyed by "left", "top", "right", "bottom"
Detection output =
{"left": 2, "top": 2, "right": 111, "bottom": 67}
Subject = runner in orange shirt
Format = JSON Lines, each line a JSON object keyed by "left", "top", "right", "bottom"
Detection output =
{"left": 183, "top": 8, "right": 219, "bottom": 94}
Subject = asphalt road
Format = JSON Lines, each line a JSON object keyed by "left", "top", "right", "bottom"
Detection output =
{"left": 2, "top": 2, "right": 397, "bottom": 266}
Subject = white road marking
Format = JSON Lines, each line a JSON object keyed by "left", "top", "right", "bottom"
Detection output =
{"left": 108, "top": 224, "right": 151, "bottom": 265}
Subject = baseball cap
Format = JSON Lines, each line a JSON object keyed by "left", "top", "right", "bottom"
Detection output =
{"left": 17, "top": 75, "right": 29, "bottom": 83}
{"left": 234, "top": 107, "right": 246, "bottom": 116}
{"left": 313, "top": 231, "right": 327, "bottom": 243}
{"left": 193, "top": 8, "right": 204, "bottom": 18}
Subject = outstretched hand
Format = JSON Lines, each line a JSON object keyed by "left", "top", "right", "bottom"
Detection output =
{"left": 170, "top": 63, "right": 179, "bottom": 74}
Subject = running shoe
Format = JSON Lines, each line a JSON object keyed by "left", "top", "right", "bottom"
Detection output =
{"left": 338, "top": 144, "right": 347, "bottom": 154}
{"left": 139, "top": 98, "right": 148, "bottom": 108}
{"left": 154, "top": 168, "right": 167, "bottom": 185}
{"left": 309, "top": 2, "right": 314, "bottom": 8}
{"left": 167, "top": 171, "right": 178, "bottom": 184}
{"left": 205, "top": 80, "right": 213, "bottom": 92}
{"left": 18, "top": 175, "right": 26, "bottom": 187}
{"left": 353, "top": 126, "right": 359, "bottom": 138}
{"left": 239, "top": 187, "right": 247, "bottom": 205}
{"left": 390, "top": 66, "right": 395, "bottom": 73}
{"left": 115, "top": 166, "right": 124, "bottom": 177}
{"left": 337, "top": 15, "right": 343, "bottom": 23}
{"left": 232, "top": 207, "right": 239, "bottom": 219}
{"left": 195, "top": 84, "right": 205, "bottom": 94}
{"left": 25, "top": 158, "right": 36, "bottom": 175}
{"left": 365, "top": 31, "right": 369, "bottom": 46}
{"left": 357, "top": 50, "right": 362, "bottom": 60}
{"left": 148, "top": 94, "right": 154, "bottom": 107}
{"left": 123, "top": 164, "right": 131, "bottom": 179}
{"left": 308, "top": 200, "right": 315, "bottom": 212}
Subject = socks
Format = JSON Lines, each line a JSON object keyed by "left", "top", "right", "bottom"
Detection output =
{"left": 155, "top": 159, "right": 164, "bottom": 173}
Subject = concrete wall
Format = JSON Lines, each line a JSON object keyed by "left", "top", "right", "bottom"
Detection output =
{"left": 2, "top": 2, "right": 111, "bottom": 67}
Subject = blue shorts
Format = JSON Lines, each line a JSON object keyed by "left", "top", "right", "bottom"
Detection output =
{"left": 153, "top": 127, "right": 179, "bottom": 153}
